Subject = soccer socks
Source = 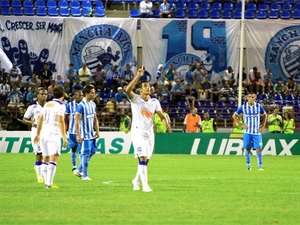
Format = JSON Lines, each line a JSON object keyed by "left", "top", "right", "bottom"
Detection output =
{"left": 245, "top": 152, "right": 251, "bottom": 169}
{"left": 35, "top": 161, "right": 42, "bottom": 180}
{"left": 82, "top": 154, "right": 89, "bottom": 178}
{"left": 71, "top": 150, "right": 77, "bottom": 169}
{"left": 41, "top": 162, "right": 48, "bottom": 183}
{"left": 78, "top": 154, "right": 83, "bottom": 173}
{"left": 132, "top": 165, "right": 141, "bottom": 183}
{"left": 138, "top": 161, "right": 150, "bottom": 189}
{"left": 46, "top": 162, "right": 57, "bottom": 186}
{"left": 257, "top": 152, "right": 263, "bottom": 168}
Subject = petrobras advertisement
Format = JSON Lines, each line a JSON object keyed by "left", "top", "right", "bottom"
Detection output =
{"left": 141, "top": 19, "right": 241, "bottom": 84}
{"left": 0, "top": 131, "right": 299, "bottom": 155}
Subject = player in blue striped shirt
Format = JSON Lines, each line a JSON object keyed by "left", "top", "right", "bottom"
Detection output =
{"left": 232, "top": 92, "right": 267, "bottom": 170}
{"left": 65, "top": 90, "right": 83, "bottom": 173}
{"left": 74, "top": 85, "right": 100, "bottom": 180}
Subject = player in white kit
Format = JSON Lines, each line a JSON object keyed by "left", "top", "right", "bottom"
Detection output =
{"left": 34, "top": 86, "right": 68, "bottom": 188}
{"left": 22, "top": 87, "right": 48, "bottom": 183}
{"left": 125, "top": 67, "right": 169, "bottom": 192}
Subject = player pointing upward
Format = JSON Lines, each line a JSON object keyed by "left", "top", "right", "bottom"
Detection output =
{"left": 125, "top": 67, "right": 170, "bottom": 192}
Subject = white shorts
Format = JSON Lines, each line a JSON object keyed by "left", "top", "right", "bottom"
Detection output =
{"left": 40, "top": 132, "right": 61, "bottom": 157}
{"left": 31, "top": 127, "right": 42, "bottom": 154}
{"left": 131, "top": 129, "right": 154, "bottom": 159}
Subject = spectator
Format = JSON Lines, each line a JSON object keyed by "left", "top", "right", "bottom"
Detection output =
{"left": 88, "top": 3, "right": 97, "bottom": 17}
{"left": 249, "top": 67, "right": 262, "bottom": 94}
{"left": 72, "top": 78, "right": 83, "bottom": 91}
{"left": 185, "top": 64, "right": 194, "bottom": 87}
{"left": 25, "top": 85, "right": 37, "bottom": 105}
{"left": 282, "top": 112, "right": 295, "bottom": 134}
{"left": 66, "top": 63, "right": 78, "bottom": 93}
{"left": 262, "top": 68, "right": 273, "bottom": 95}
{"left": 201, "top": 111, "right": 217, "bottom": 133}
{"left": 139, "top": 0, "right": 153, "bottom": 18}
{"left": 208, "top": 83, "right": 220, "bottom": 103}
{"left": 273, "top": 78, "right": 286, "bottom": 95}
{"left": 160, "top": 0, "right": 173, "bottom": 18}
{"left": 92, "top": 64, "right": 106, "bottom": 91}
{"left": 223, "top": 66, "right": 235, "bottom": 86}
{"left": 170, "top": 79, "right": 185, "bottom": 103}
{"left": 106, "top": 65, "right": 120, "bottom": 92}
{"left": 78, "top": 63, "right": 91, "bottom": 83}
{"left": 38, "top": 63, "right": 53, "bottom": 88}
{"left": 8, "top": 63, "right": 22, "bottom": 86}
{"left": 140, "top": 67, "right": 152, "bottom": 82}
{"left": 119, "top": 109, "right": 131, "bottom": 133}
{"left": 220, "top": 81, "right": 237, "bottom": 103}
{"left": 156, "top": 64, "right": 165, "bottom": 87}
{"left": 267, "top": 107, "right": 282, "bottom": 133}
{"left": 106, "top": 96, "right": 118, "bottom": 114}
{"left": 47, "top": 80, "right": 57, "bottom": 95}
{"left": 115, "top": 87, "right": 128, "bottom": 103}
{"left": 183, "top": 107, "right": 201, "bottom": 133}
{"left": 154, "top": 107, "right": 172, "bottom": 133}
{"left": 55, "top": 75, "right": 64, "bottom": 86}
{"left": 118, "top": 96, "right": 131, "bottom": 111}
{"left": 0, "top": 79, "right": 10, "bottom": 104}
{"left": 285, "top": 77, "right": 297, "bottom": 95}
{"left": 164, "top": 64, "right": 176, "bottom": 87}
{"left": 122, "top": 64, "right": 134, "bottom": 85}
{"left": 185, "top": 83, "right": 196, "bottom": 110}
{"left": 194, "top": 62, "right": 208, "bottom": 90}
{"left": 7, "top": 84, "right": 24, "bottom": 113}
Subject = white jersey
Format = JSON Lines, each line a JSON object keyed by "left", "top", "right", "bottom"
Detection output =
{"left": 41, "top": 99, "right": 65, "bottom": 136}
{"left": 130, "top": 94, "right": 162, "bottom": 133}
{"left": 23, "top": 102, "right": 43, "bottom": 126}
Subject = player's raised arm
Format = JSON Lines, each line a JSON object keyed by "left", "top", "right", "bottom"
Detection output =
{"left": 125, "top": 67, "right": 144, "bottom": 99}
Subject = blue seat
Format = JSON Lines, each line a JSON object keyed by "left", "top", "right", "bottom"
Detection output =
{"left": 0, "top": 0, "right": 10, "bottom": 7}
{"left": 245, "top": 10, "right": 255, "bottom": 19}
{"left": 35, "top": 0, "right": 45, "bottom": 8}
{"left": 294, "top": 2, "right": 300, "bottom": 11}
{"left": 210, "top": 9, "right": 220, "bottom": 18}
{"left": 188, "top": 9, "right": 198, "bottom": 18}
{"left": 187, "top": 1, "right": 198, "bottom": 10}
{"left": 233, "top": 9, "right": 241, "bottom": 19}
{"left": 70, "top": 0, "right": 80, "bottom": 8}
{"left": 47, "top": 0, "right": 57, "bottom": 8}
{"left": 130, "top": 8, "right": 140, "bottom": 17}
{"left": 258, "top": 3, "right": 268, "bottom": 11}
{"left": 96, "top": 1, "right": 104, "bottom": 8}
{"left": 256, "top": 10, "right": 267, "bottom": 19}
{"left": 282, "top": 3, "right": 291, "bottom": 11}
{"left": 58, "top": 0, "right": 69, "bottom": 9}
{"left": 235, "top": 2, "right": 242, "bottom": 10}
{"left": 95, "top": 7, "right": 105, "bottom": 16}
{"left": 11, "top": 0, "right": 22, "bottom": 7}
{"left": 82, "top": 7, "right": 89, "bottom": 16}
{"left": 280, "top": 10, "right": 291, "bottom": 19}
{"left": 211, "top": 2, "right": 221, "bottom": 10}
{"left": 198, "top": 9, "right": 208, "bottom": 18}
{"left": 36, "top": 7, "right": 46, "bottom": 16}
{"left": 12, "top": 7, "right": 23, "bottom": 15}
{"left": 268, "top": 10, "right": 279, "bottom": 19}
{"left": 23, "top": 0, "right": 33, "bottom": 8}
{"left": 247, "top": 2, "right": 256, "bottom": 11}
{"left": 174, "top": 8, "right": 185, "bottom": 18}
{"left": 71, "top": 7, "right": 82, "bottom": 16}
{"left": 270, "top": 3, "right": 280, "bottom": 11}
{"left": 24, "top": 7, "right": 34, "bottom": 16}
{"left": 293, "top": 9, "right": 300, "bottom": 19}
{"left": 222, "top": 10, "right": 232, "bottom": 19}
{"left": 48, "top": 7, "right": 58, "bottom": 16}
{"left": 200, "top": 2, "right": 210, "bottom": 10}
{"left": 223, "top": 2, "right": 233, "bottom": 11}
{"left": 0, "top": 6, "right": 11, "bottom": 15}
{"left": 82, "top": 1, "right": 91, "bottom": 9}
{"left": 60, "top": 7, "right": 70, "bottom": 16}
{"left": 176, "top": 1, "right": 185, "bottom": 10}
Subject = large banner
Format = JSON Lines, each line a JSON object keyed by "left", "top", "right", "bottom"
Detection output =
{"left": 141, "top": 19, "right": 241, "bottom": 83}
{"left": 64, "top": 18, "right": 137, "bottom": 74}
{"left": 0, "top": 16, "right": 65, "bottom": 78}
{"left": 245, "top": 20, "right": 300, "bottom": 83}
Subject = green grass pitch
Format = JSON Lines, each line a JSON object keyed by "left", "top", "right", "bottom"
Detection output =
{"left": 0, "top": 154, "right": 300, "bottom": 225}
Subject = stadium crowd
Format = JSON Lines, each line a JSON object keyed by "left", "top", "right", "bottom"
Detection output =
{"left": 0, "top": 61, "right": 299, "bottom": 132}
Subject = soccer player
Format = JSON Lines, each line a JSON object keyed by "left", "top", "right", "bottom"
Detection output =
{"left": 22, "top": 87, "right": 48, "bottom": 183}
{"left": 74, "top": 85, "right": 100, "bottom": 181}
{"left": 125, "top": 67, "right": 169, "bottom": 192}
{"left": 65, "top": 90, "right": 84, "bottom": 173}
{"left": 232, "top": 92, "right": 267, "bottom": 170}
{"left": 34, "top": 86, "right": 68, "bottom": 188}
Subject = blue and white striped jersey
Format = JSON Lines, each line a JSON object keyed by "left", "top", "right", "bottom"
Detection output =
{"left": 65, "top": 100, "right": 78, "bottom": 134}
{"left": 76, "top": 98, "right": 96, "bottom": 140}
{"left": 235, "top": 102, "right": 266, "bottom": 134}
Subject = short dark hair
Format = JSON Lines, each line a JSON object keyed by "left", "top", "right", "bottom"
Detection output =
{"left": 83, "top": 84, "right": 95, "bottom": 95}
{"left": 53, "top": 86, "right": 64, "bottom": 99}
{"left": 37, "top": 87, "right": 46, "bottom": 94}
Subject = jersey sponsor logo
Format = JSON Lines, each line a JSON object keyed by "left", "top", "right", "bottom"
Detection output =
{"left": 265, "top": 25, "right": 300, "bottom": 83}
{"left": 141, "top": 108, "right": 153, "bottom": 119}
{"left": 70, "top": 24, "right": 134, "bottom": 73}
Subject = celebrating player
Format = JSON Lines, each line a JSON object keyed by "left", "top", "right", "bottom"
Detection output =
{"left": 125, "top": 67, "right": 169, "bottom": 192}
